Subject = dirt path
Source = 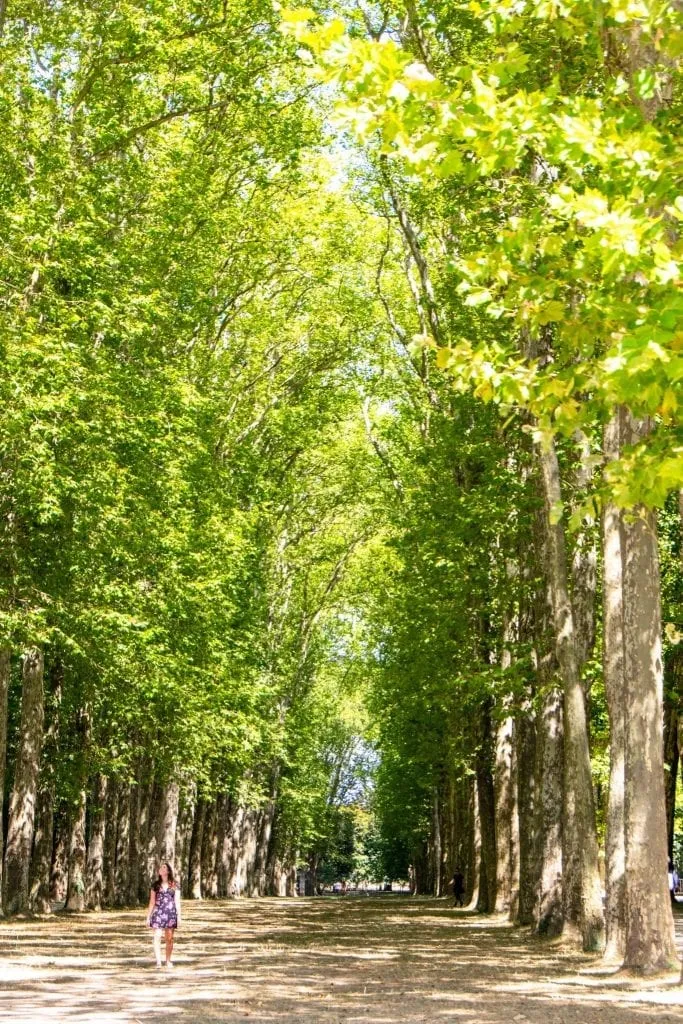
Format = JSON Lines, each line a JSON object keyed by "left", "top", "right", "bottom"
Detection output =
{"left": 2, "top": 896, "right": 683, "bottom": 1024}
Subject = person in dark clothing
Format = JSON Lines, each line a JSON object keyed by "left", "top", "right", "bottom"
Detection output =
{"left": 450, "top": 868, "right": 465, "bottom": 907}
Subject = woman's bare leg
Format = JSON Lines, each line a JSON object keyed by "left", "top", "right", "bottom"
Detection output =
{"left": 153, "top": 928, "right": 163, "bottom": 966}
{"left": 165, "top": 928, "right": 175, "bottom": 965}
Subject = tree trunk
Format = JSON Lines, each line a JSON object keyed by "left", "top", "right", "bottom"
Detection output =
{"left": 253, "top": 770, "right": 279, "bottom": 897}
{"left": 620, "top": 417, "right": 677, "bottom": 971}
{"left": 127, "top": 780, "right": 142, "bottom": 906}
{"left": 516, "top": 701, "right": 537, "bottom": 926}
{"left": 508, "top": 719, "right": 520, "bottom": 922}
{"left": 50, "top": 808, "right": 68, "bottom": 904}
{"left": 494, "top": 710, "right": 515, "bottom": 914}
{"left": 602, "top": 413, "right": 628, "bottom": 960}
{"left": 475, "top": 703, "right": 496, "bottom": 913}
{"left": 29, "top": 785, "right": 55, "bottom": 914}
{"left": 534, "top": 686, "right": 564, "bottom": 937}
{"left": 663, "top": 704, "right": 678, "bottom": 862}
{"left": 239, "top": 808, "right": 259, "bottom": 895}
{"left": 470, "top": 776, "right": 481, "bottom": 908}
{"left": 145, "top": 782, "right": 162, "bottom": 893}
{"left": 136, "top": 779, "right": 153, "bottom": 902}
{"left": 114, "top": 784, "right": 130, "bottom": 906}
{"left": 214, "top": 794, "right": 229, "bottom": 897}
{"left": 538, "top": 441, "right": 604, "bottom": 950}
{"left": 86, "top": 775, "right": 107, "bottom": 910}
{"left": 65, "top": 704, "right": 90, "bottom": 913}
{"left": 188, "top": 798, "right": 207, "bottom": 899}
{"left": 64, "top": 788, "right": 87, "bottom": 912}
{"left": 3, "top": 647, "right": 45, "bottom": 915}
{"left": 29, "top": 658, "right": 62, "bottom": 914}
{"left": 201, "top": 797, "right": 219, "bottom": 898}
{"left": 176, "top": 784, "right": 195, "bottom": 893}
{"left": 160, "top": 781, "right": 180, "bottom": 866}
{"left": 0, "top": 647, "right": 10, "bottom": 910}
{"left": 663, "top": 650, "right": 683, "bottom": 860}
{"left": 570, "top": 430, "right": 598, "bottom": 671}
{"left": 225, "top": 804, "right": 246, "bottom": 896}
{"left": 432, "top": 787, "right": 442, "bottom": 896}
{"left": 103, "top": 778, "right": 118, "bottom": 907}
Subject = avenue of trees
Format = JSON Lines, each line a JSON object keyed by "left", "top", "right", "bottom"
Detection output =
{"left": 0, "top": 0, "right": 681, "bottom": 979}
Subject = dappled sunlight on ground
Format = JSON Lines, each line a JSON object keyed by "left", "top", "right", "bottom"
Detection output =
{"left": 1, "top": 897, "right": 683, "bottom": 1023}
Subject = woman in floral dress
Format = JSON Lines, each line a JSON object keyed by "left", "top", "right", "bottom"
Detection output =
{"left": 146, "top": 862, "right": 181, "bottom": 968}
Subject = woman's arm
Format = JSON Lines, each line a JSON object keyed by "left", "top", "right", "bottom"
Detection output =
{"left": 175, "top": 887, "right": 182, "bottom": 928}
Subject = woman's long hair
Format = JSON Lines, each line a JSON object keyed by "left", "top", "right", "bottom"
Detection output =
{"left": 152, "top": 862, "right": 175, "bottom": 893}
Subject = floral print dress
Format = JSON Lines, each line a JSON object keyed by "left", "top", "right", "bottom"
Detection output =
{"left": 149, "top": 884, "right": 178, "bottom": 929}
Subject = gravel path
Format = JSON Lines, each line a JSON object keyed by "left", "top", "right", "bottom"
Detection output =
{"left": 2, "top": 896, "right": 683, "bottom": 1023}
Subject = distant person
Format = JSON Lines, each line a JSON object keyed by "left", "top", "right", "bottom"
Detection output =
{"left": 669, "top": 860, "right": 677, "bottom": 905}
{"left": 450, "top": 868, "right": 465, "bottom": 907}
{"left": 146, "top": 862, "right": 181, "bottom": 968}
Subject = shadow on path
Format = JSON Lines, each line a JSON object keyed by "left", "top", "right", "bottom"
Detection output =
{"left": 1, "top": 897, "right": 683, "bottom": 1023}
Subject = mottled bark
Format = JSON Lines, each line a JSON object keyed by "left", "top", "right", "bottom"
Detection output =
{"left": 620, "top": 417, "right": 677, "bottom": 971}
{"left": 0, "top": 648, "right": 9, "bottom": 908}
{"left": 50, "top": 809, "right": 68, "bottom": 904}
{"left": 145, "top": 782, "right": 162, "bottom": 892}
{"left": 663, "top": 703, "right": 678, "bottom": 863}
{"left": 176, "top": 784, "right": 195, "bottom": 892}
{"left": 188, "top": 798, "right": 207, "bottom": 899}
{"left": 127, "top": 781, "right": 141, "bottom": 906}
{"left": 516, "top": 701, "right": 537, "bottom": 926}
{"left": 201, "top": 797, "right": 219, "bottom": 898}
{"left": 29, "top": 786, "right": 55, "bottom": 914}
{"left": 64, "top": 789, "right": 87, "bottom": 912}
{"left": 114, "top": 784, "right": 130, "bottom": 905}
{"left": 65, "top": 705, "right": 90, "bottom": 913}
{"left": 570, "top": 430, "right": 598, "bottom": 671}
{"left": 102, "top": 778, "right": 118, "bottom": 907}
{"left": 664, "top": 648, "right": 683, "bottom": 861}
{"left": 463, "top": 776, "right": 477, "bottom": 906}
{"left": 237, "top": 808, "right": 259, "bottom": 895}
{"left": 534, "top": 686, "right": 564, "bottom": 937}
{"left": 214, "top": 794, "right": 229, "bottom": 897}
{"left": 3, "top": 647, "right": 45, "bottom": 915}
{"left": 602, "top": 413, "right": 627, "bottom": 960}
{"left": 470, "top": 777, "right": 481, "bottom": 909}
{"left": 252, "top": 769, "right": 279, "bottom": 897}
{"left": 217, "top": 795, "right": 234, "bottom": 897}
{"left": 538, "top": 441, "right": 603, "bottom": 950}
{"left": 29, "top": 658, "right": 62, "bottom": 914}
{"left": 494, "top": 709, "right": 515, "bottom": 914}
{"left": 85, "top": 775, "right": 107, "bottom": 910}
{"left": 160, "top": 781, "right": 180, "bottom": 867}
{"left": 508, "top": 720, "right": 520, "bottom": 922}
{"left": 475, "top": 703, "right": 496, "bottom": 913}
{"left": 432, "top": 787, "right": 442, "bottom": 896}
{"left": 136, "top": 779, "right": 153, "bottom": 902}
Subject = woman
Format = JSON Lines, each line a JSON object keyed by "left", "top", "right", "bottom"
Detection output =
{"left": 146, "top": 862, "right": 181, "bottom": 968}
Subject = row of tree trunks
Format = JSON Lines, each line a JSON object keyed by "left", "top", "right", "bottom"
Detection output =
{"left": 2, "top": 756, "right": 257, "bottom": 914}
